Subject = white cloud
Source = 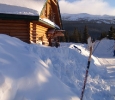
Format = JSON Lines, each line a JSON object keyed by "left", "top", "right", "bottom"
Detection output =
{"left": 59, "top": 0, "right": 115, "bottom": 16}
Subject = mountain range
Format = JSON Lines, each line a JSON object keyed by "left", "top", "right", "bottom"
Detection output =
{"left": 61, "top": 13, "right": 115, "bottom": 38}
{"left": 61, "top": 13, "right": 115, "bottom": 24}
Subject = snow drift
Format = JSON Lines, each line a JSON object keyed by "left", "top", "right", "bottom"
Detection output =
{"left": 0, "top": 34, "right": 115, "bottom": 100}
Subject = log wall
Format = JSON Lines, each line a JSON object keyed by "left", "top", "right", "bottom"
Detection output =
{"left": 30, "top": 21, "right": 49, "bottom": 45}
{"left": 0, "top": 19, "right": 30, "bottom": 43}
{"left": 0, "top": 19, "right": 50, "bottom": 46}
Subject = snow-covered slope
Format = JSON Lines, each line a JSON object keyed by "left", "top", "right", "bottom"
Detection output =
{"left": 61, "top": 13, "right": 115, "bottom": 24}
{"left": 0, "top": 34, "right": 115, "bottom": 100}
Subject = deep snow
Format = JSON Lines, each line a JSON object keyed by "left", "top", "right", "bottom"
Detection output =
{"left": 0, "top": 34, "right": 115, "bottom": 100}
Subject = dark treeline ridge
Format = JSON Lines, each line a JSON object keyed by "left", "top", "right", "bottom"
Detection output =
{"left": 58, "top": 20, "right": 115, "bottom": 43}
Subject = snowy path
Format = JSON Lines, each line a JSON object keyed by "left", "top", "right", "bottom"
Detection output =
{"left": 98, "top": 58, "right": 115, "bottom": 78}
{"left": 97, "top": 57, "right": 115, "bottom": 96}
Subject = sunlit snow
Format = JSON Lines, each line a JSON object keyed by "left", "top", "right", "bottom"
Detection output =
{"left": 0, "top": 34, "right": 115, "bottom": 100}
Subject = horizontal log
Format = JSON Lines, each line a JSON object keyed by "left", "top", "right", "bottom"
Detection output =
{"left": 43, "top": 37, "right": 48, "bottom": 39}
{"left": 30, "top": 30, "right": 47, "bottom": 34}
{"left": 42, "top": 41, "right": 49, "bottom": 43}
{"left": 43, "top": 38, "right": 48, "bottom": 40}
{"left": 30, "top": 32, "right": 41, "bottom": 35}
{"left": 30, "top": 37, "right": 36, "bottom": 40}
{"left": 30, "top": 31, "right": 47, "bottom": 35}
{"left": 0, "top": 26, "right": 28, "bottom": 29}
{"left": 30, "top": 33, "right": 44, "bottom": 36}
{"left": 30, "top": 21, "right": 39, "bottom": 24}
{"left": 43, "top": 37, "right": 48, "bottom": 40}
{"left": 30, "top": 25, "right": 47, "bottom": 30}
{"left": 14, "top": 36, "right": 29, "bottom": 39}
{"left": 30, "top": 32, "right": 37, "bottom": 34}
{"left": 30, "top": 39, "right": 36, "bottom": 42}
{"left": 10, "top": 33, "right": 29, "bottom": 36}
{"left": 29, "top": 27, "right": 47, "bottom": 31}
{"left": 0, "top": 23, "right": 28, "bottom": 27}
{"left": 42, "top": 39, "right": 49, "bottom": 41}
{"left": 0, "top": 30, "right": 28, "bottom": 33}
{"left": 0, "top": 31, "right": 29, "bottom": 35}
{"left": 43, "top": 36, "right": 48, "bottom": 39}
{"left": 30, "top": 24, "right": 48, "bottom": 29}
{"left": 0, "top": 20, "right": 28, "bottom": 23}
{"left": 36, "top": 29, "right": 47, "bottom": 32}
{"left": 36, "top": 25, "right": 48, "bottom": 29}
{"left": 9, "top": 29, "right": 28, "bottom": 32}
{"left": 30, "top": 35, "right": 40, "bottom": 38}
{"left": 30, "top": 31, "right": 46, "bottom": 35}
{"left": 35, "top": 36, "right": 43, "bottom": 38}
{"left": 43, "top": 35, "right": 47, "bottom": 38}
{"left": 30, "top": 36, "right": 36, "bottom": 38}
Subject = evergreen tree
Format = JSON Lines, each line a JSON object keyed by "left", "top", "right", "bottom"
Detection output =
{"left": 69, "top": 33, "right": 74, "bottom": 42}
{"left": 73, "top": 28, "right": 80, "bottom": 43}
{"left": 59, "top": 36, "right": 66, "bottom": 42}
{"left": 82, "top": 25, "right": 89, "bottom": 43}
{"left": 64, "top": 31, "right": 69, "bottom": 42}
{"left": 112, "top": 27, "right": 115, "bottom": 39}
{"left": 78, "top": 31, "right": 82, "bottom": 43}
{"left": 108, "top": 26, "right": 115, "bottom": 39}
{"left": 100, "top": 32, "right": 107, "bottom": 40}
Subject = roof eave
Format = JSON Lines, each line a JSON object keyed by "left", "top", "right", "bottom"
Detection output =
{"left": 0, "top": 13, "right": 39, "bottom": 20}
{"left": 39, "top": 18, "right": 55, "bottom": 28}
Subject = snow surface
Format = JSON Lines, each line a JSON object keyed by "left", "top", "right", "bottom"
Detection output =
{"left": 40, "top": 18, "right": 60, "bottom": 29}
{"left": 0, "top": 34, "right": 115, "bottom": 100}
{"left": 0, "top": 0, "right": 46, "bottom": 15}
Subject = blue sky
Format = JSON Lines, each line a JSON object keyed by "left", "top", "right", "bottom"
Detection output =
{"left": 66, "top": 0, "right": 115, "bottom": 7}
{"left": 59, "top": 0, "right": 115, "bottom": 16}
{"left": 105, "top": 0, "right": 115, "bottom": 7}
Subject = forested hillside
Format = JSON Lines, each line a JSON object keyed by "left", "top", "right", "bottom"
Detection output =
{"left": 62, "top": 20, "right": 115, "bottom": 42}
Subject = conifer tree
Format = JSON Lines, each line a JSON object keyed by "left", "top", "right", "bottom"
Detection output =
{"left": 108, "top": 26, "right": 115, "bottom": 39}
{"left": 112, "top": 27, "right": 115, "bottom": 39}
{"left": 78, "top": 31, "right": 82, "bottom": 43}
{"left": 73, "top": 28, "right": 80, "bottom": 42}
{"left": 64, "top": 31, "right": 69, "bottom": 42}
{"left": 100, "top": 32, "right": 107, "bottom": 39}
{"left": 60, "top": 36, "right": 66, "bottom": 42}
{"left": 82, "top": 25, "right": 89, "bottom": 43}
{"left": 69, "top": 32, "right": 74, "bottom": 42}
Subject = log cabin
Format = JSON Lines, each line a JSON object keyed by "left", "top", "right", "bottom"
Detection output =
{"left": 0, "top": 0, "right": 64, "bottom": 46}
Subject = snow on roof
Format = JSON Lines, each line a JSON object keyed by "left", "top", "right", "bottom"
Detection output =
{"left": 0, "top": 0, "right": 46, "bottom": 16}
{"left": 40, "top": 18, "right": 60, "bottom": 29}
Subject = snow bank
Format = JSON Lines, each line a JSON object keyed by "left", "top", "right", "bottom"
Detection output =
{"left": 93, "top": 38, "right": 114, "bottom": 57}
{"left": 0, "top": 34, "right": 114, "bottom": 100}
{"left": 0, "top": 34, "right": 79, "bottom": 100}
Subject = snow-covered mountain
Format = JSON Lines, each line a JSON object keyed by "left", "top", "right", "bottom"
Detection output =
{"left": 61, "top": 13, "right": 115, "bottom": 24}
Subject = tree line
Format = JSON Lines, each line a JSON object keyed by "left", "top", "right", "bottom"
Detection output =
{"left": 59, "top": 25, "right": 115, "bottom": 43}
